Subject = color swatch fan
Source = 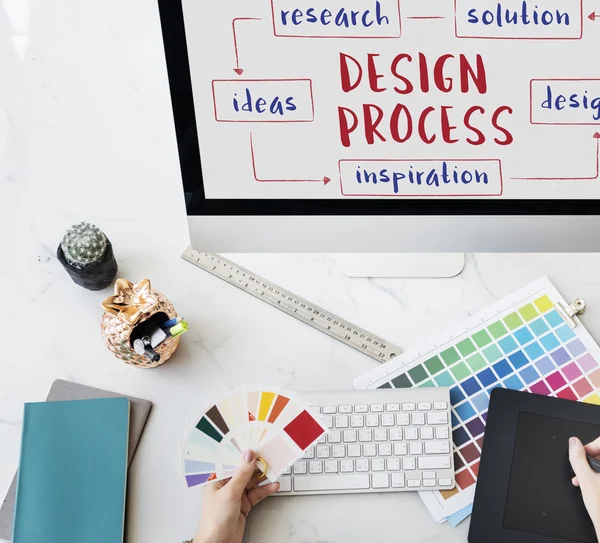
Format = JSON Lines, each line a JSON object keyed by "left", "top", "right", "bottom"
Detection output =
{"left": 182, "top": 386, "right": 327, "bottom": 487}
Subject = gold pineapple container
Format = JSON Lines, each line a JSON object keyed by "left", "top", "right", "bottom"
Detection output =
{"left": 101, "top": 278, "right": 180, "bottom": 368}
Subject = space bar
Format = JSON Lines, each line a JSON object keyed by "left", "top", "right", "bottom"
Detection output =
{"left": 294, "top": 474, "right": 370, "bottom": 492}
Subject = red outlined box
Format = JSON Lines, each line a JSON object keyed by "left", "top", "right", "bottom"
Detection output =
{"left": 212, "top": 79, "right": 314, "bottom": 123}
{"left": 454, "top": 0, "right": 583, "bottom": 40}
{"left": 530, "top": 79, "right": 600, "bottom": 125}
{"left": 338, "top": 159, "right": 504, "bottom": 197}
{"left": 271, "top": 0, "right": 402, "bottom": 38}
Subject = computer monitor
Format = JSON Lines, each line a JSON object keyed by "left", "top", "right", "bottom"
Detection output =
{"left": 157, "top": 0, "right": 600, "bottom": 254}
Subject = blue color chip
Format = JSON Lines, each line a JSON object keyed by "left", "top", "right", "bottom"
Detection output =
{"left": 555, "top": 324, "right": 576, "bottom": 343}
{"left": 476, "top": 368, "right": 497, "bottom": 387}
{"left": 503, "top": 374, "right": 524, "bottom": 390}
{"left": 471, "top": 392, "right": 490, "bottom": 413}
{"left": 434, "top": 371, "right": 454, "bottom": 387}
{"left": 493, "top": 359, "right": 512, "bottom": 378}
{"left": 451, "top": 412, "right": 460, "bottom": 428}
{"left": 450, "top": 387, "right": 465, "bottom": 405}
{"left": 529, "top": 318, "right": 549, "bottom": 336}
{"left": 535, "top": 356, "right": 555, "bottom": 376}
{"left": 519, "top": 365, "right": 540, "bottom": 385}
{"left": 524, "top": 341, "right": 544, "bottom": 361}
{"left": 453, "top": 426, "right": 470, "bottom": 447}
{"left": 455, "top": 401, "right": 476, "bottom": 421}
{"left": 508, "top": 351, "right": 528, "bottom": 370}
{"left": 545, "top": 309, "right": 564, "bottom": 328}
{"left": 498, "top": 335, "right": 518, "bottom": 355}
{"left": 540, "top": 332, "right": 560, "bottom": 352}
{"left": 461, "top": 377, "right": 482, "bottom": 396}
{"left": 514, "top": 327, "right": 534, "bottom": 345}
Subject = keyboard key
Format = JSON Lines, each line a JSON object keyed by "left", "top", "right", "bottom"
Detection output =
{"left": 328, "top": 430, "right": 342, "bottom": 443}
{"left": 403, "top": 457, "right": 416, "bottom": 470}
{"left": 302, "top": 447, "right": 315, "bottom": 459}
{"left": 309, "top": 460, "right": 323, "bottom": 474}
{"left": 396, "top": 413, "right": 410, "bottom": 426}
{"left": 378, "top": 443, "right": 392, "bottom": 456}
{"left": 332, "top": 445, "right": 346, "bottom": 458}
{"left": 318, "top": 435, "right": 326, "bottom": 444}
{"left": 371, "top": 404, "right": 384, "bottom": 412}
{"left": 372, "top": 458, "right": 385, "bottom": 471}
{"left": 389, "top": 428, "right": 403, "bottom": 441}
{"left": 363, "top": 443, "right": 377, "bottom": 457}
{"left": 325, "top": 460, "right": 338, "bottom": 473}
{"left": 283, "top": 466, "right": 292, "bottom": 475}
{"left": 347, "top": 444, "right": 361, "bottom": 457}
{"left": 423, "top": 479, "right": 436, "bottom": 487}
{"left": 438, "top": 478, "right": 453, "bottom": 487}
{"left": 350, "top": 415, "right": 364, "bottom": 428}
{"left": 386, "top": 403, "right": 400, "bottom": 412}
{"left": 343, "top": 429, "right": 357, "bottom": 443}
{"left": 434, "top": 402, "right": 448, "bottom": 410}
{"left": 427, "top": 412, "right": 448, "bottom": 425}
{"left": 392, "top": 473, "right": 405, "bottom": 488}
{"left": 294, "top": 461, "right": 307, "bottom": 474}
{"left": 278, "top": 477, "right": 292, "bottom": 492}
{"left": 394, "top": 442, "right": 408, "bottom": 456}
{"left": 323, "top": 415, "right": 334, "bottom": 429}
{"left": 409, "top": 442, "right": 423, "bottom": 455}
{"left": 356, "top": 459, "right": 369, "bottom": 472}
{"left": 335, "top": 415, "right": 349, "bottom": 428}
{"left": 420, "top": 427, "right": 434, "bottom": 440}
{"left": 418, "top": 456, "right": 452, "bottom": 470}
{"left": 418, "top": 402, "right": 432, "bottom": 411}
{"left": 402, "top": 403, "right": 416, "bottom": 411}
{"left": 407, "top": 479, "right": 421, "bottom": 488}
{"left": 339, "top": 405, "right": 352, "bottom": 413}
{"left": 366, "top": 414, "right": 379, "bottom": 427}
{"left": 309, "top": 406, "right": 321, "bottom": 416}
{"left": 405, "top": 428, "right": 418, "bottom": 440}
{"left": 294, "top": 474, "right": 369, "bottom": 492}
{"left": 372, "top": 473, "right": 390, "bottom": 488}
{"left": 374, "top": 429, "right": 388, "bottom": 442}
{"left": 317, "top": 445, "right": 330, "bottom": 458}
{"left": 322, "top": 405, "right": 337, "bottom": 414}
{"left": 387, "top": 458, "right": 400, "bottom": 471}
{"left": 381, "top": 414, "right": 395, "bottom": 427}
{"left": 358, "top": 429, "right": 372, "bottom": 442}
{"left": 340, "top": 459, "right": 354, "bottom": 473}
{"left": 425, "top": 441, "right": 450, "bottom": 454}
{"left": 423, "top": 472, "right": 436, "bottom": 479}
{"left": 355, "top": 404, "right": 368, "bottom": 413}
{"left": 435, "top": 427, "right": 449, "bottom": 439}
{"left": 411, "top": 413, "right": 425, "bottom": 426}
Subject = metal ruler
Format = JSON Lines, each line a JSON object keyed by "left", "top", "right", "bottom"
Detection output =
{"left": 182, "top": 247, "right": 401, "bottom": 363}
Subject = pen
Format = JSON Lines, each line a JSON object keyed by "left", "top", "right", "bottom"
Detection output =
{"left": 134, "top": 336, "right": 160, "bottom": 362}
{"left": 588, "top": 454, "right": 600, "bottom": 473}
{"left": 161, "top": 317, "right": 182, "bottom": 329}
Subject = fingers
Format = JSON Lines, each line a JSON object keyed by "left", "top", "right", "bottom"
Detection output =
{"left": 585, "top": 436, "right": 600, "bottom": 457}
{"left": 225, "top": 450, "right": 257, "bottom": 500}
{"left": 247, "top": 482, "right": 280, "bottom": 508}
{"left": 573, "top": 476, "right": 580, "bottom": 487}
{"left": 246, "top": 471, "right": 268, "bottom": 492}
{"left": 570, "top": 437, "right": 594, "bottom": 490}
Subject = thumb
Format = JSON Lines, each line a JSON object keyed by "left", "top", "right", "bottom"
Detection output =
{"left": 570, "top": 437, "right": 593, "bottom": 488}
{"left": 226, "top": 450, "right": 257, "bottom": 500}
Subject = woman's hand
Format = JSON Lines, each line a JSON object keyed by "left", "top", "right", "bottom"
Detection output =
{"left": 194, "top": 450, "right": 280, "bottom": 543}
{"left": 569, "top": 436, "right": 600, "bottom": 539}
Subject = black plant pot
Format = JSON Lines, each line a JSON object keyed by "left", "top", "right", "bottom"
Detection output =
{"left": 57, "top": 239, "right": 118, "bottom": 291}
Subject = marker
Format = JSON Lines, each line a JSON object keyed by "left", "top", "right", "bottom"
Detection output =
{"left": 588, "top": 454, "right": 600, "bottom": 473}
{"left": 161, "top": 317, "right": 182, "bottom": 329}
{"left": 169, "top": 321, "right": 189, "bottom": 337}
{"left": 140, "top": 336, "right": 160, "bottom": 362}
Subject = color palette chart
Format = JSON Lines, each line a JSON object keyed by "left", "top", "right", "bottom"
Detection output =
{"left": 182, "top": 385, "right": 327, "bottom": 487}
{"left": 354, "top": 277, "right": 600, "bottom": 525}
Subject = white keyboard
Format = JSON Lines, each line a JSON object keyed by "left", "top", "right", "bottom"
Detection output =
{"left": 273, "top": 388, "right": 454, "bottom": 495}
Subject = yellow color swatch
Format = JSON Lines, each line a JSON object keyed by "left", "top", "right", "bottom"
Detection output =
{"left": 534, "top": 295, "right": 554, "bottom": 313}
{"left": 584, "top": 394, "right": 600, "bottom": 406}
{"left": 258, "top": 391, "right": 276, "bottom": 421}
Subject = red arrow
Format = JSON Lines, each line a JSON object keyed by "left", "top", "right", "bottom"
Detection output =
{"left": 589, "top": 12, "right": 599, "bottom": 21}
{"left": 511, "top": 133, "right": 600, "bottom": 180}
{"left": 250, "top": 134, "right": 330, "bottom": 185}
{"left": 232, "top": 18, "right": 261, "bottom": 75}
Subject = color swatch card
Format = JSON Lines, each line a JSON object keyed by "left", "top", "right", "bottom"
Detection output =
{"left": 354, "top": 277, "right": 600, "bottom": 525}
{"left": 182, "top": 385, "right": 328, "bottom": 487}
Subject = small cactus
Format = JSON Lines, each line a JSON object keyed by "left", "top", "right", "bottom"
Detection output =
{"left": 61, "top": 222, "right": 107, "bottom": 269}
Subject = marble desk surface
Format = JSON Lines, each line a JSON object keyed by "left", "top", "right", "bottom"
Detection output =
{"left": 3, "top": 0, "right": 600, "bottom": 541}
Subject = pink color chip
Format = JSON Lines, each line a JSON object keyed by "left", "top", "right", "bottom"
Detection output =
{"left": 562, "top": 362, "right": 583, "bottom": 382}
{"left": 588, "top": 369, "right": 600, "bottom": 389}
{"left": 557, "top": 387, "right": 578, "bottom": 401}
{"left": 578, "top": 353, "right": 598, "bottom": 373}
{"left": 573, "top": 378, "right": 594, "bottom": 397}
{"left": 530, "top": 381, "right": 551, "bottom": 396}
{"left": 546, "top": 371, "right": 567, "bottom": 391}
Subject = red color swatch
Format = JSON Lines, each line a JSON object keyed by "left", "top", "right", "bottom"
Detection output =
{"left": 557, "top": 387, "right": 577, "bottom": 401}
{"left": 460, "top": 443, "right": 480, "bottom": 464}
{"left": 530, "top": 381, "right": 551, "bottom": 396}
{"left": 573, "top": 378, "right": 593, "bottom": 397}
{"left": 546, "top": 371, "right": 567, "bottom": 391}
{"left": 456, "top": 468, "right": 475, "bottom": 490}
{"left": 471, "top": 461, "right": 480, "bottom": 477}
{"left": 284, "top": 410, "right": 324, "bottom": 450}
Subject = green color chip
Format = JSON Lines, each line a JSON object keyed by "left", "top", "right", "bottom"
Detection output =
{"left": 440, "top": 347, "right": 461, "bottom": 366}
{"left": 378, "top": 382, "right": 392, "bottom": 389}
{"left": 472, "top": 329, "right": 493, "bottom": 348}
{"left": 519, "top": 303, "right": 538, "bottom": 322}
{"left": 457, "top": 338, "right": 477, "bottom": 357}
{"left": 424, "top": 356, "right": 444, "bottom": 376}
{"left": 466, "top": 352, "right": 487, "bottom": 372}
{"left": 196, "top": 417, "right": 223, "bottom": 443}
{"left": 504, "top": 312, "right": 523, "bottom": 330}
{"left": 434, "top": 371, "right": 455, "bottom": 387}
{"left": 391, "top": 374, "right": 411, "bottom": 388}
{"left": 408, "top": 365, "right": 428, "bottom": 384}
{"left": 419, "top": 380, "right": 434, "bottom": 387}
{"left": 450, "top": 362, "right": 471, "bottom": 381}
{"left": 482, "top": 344, "right": 502, "bottom": 363}
{"left": 488, "top": 321, "right": 508, "bottom": 339}
{"left": 534, "top": 295, "right": 554, "bottom": 313}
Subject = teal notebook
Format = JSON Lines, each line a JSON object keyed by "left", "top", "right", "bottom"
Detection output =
{"left": 13, "top": 398, "right": 130, "bottom": 543}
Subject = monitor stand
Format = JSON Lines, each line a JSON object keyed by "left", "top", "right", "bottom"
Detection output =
{"left": 331, "top": 254, "right": 466, "bottom": 278}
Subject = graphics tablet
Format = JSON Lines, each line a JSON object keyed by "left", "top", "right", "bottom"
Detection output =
{"left": 469, "top": 388, "right": 600, "bottom": 543}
